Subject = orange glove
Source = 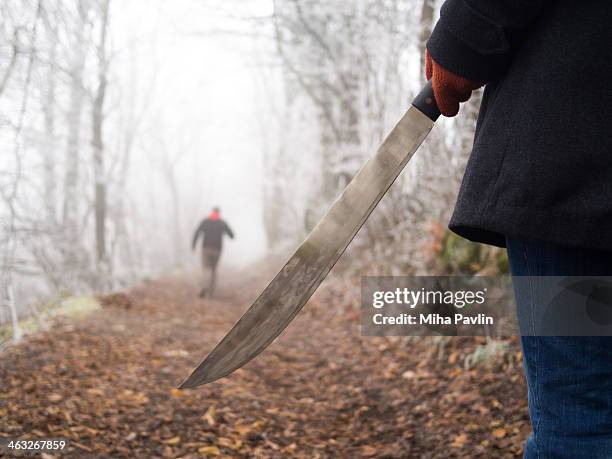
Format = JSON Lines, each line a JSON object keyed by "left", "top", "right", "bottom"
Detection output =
{"left": 425, "top": 50, "right": 483, "bottom": 117}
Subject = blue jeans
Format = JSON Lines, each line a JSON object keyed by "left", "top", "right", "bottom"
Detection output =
{"left": 506, "top": 237, "right": 612, "bottom": 458}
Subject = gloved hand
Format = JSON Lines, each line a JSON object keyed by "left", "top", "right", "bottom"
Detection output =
{"left": 425, "top": 50, "right": 483, "bottom": 117}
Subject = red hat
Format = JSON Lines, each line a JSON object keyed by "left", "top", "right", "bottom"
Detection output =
{"left": 209, "top": 208, "right": 220, "bottom": 221}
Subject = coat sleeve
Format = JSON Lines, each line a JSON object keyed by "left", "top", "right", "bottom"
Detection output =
{"left": 427, "top": 0, "right": 550, "bottom": 82}
{"left": 192, "top": 222, "right": 203, "bottom": 250}
{"left": 224, "top": 222, "right": 235, "bottom": 239}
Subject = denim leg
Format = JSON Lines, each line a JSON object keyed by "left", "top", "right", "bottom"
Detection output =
{"left": 506, "top": 237, "right": 612, "bottom": 458}
{"left": 520, "top": 335, "right": 541, "bottom": 458}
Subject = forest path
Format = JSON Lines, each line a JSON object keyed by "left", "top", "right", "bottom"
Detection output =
{"left": 2, "top": 267, "right": 529, "bottom": 458}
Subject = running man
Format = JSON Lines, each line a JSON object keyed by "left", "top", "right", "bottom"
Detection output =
{"left": 192, "top": 207, "right": 234, "bottom": 298}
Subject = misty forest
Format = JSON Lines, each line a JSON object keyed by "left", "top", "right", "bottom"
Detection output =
{"left": 1, "top": 1, "right": 527, "bottom": 457}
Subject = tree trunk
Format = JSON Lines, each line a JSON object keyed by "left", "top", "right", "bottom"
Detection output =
{"left": 419, "top": 0, "right": 435, "bottom": 83}
{"left": 92, "top": 0, "right": 110, "bottom": 263}
{"left": 43, "top": 31, "right": 57, "bottom": 225}
{"left": 62, "top": 4, "right": 88, "bottom": 244}
{"left": 7, "top": 284, "right": 21, "bottom": 343}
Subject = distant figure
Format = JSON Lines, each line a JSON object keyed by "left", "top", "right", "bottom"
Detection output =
{"left": 192, "top": 207, "right": 234, "bottom": 298}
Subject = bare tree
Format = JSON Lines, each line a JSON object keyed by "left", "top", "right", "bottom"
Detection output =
{"left": 419, "top": 0, "right": 434, "bottom": 81}
{"left": 92, "top": 0, "right": 111, "bottom": 265}
{"left": 41, "top": 3, "right": 59, "bottom": 226}
{"left": 62, "top": 0, "right": 90, "bottom": 275}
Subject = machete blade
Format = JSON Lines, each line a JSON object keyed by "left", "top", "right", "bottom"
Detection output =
{"left": 180, "top": 99, "right": 436, "bottom": 388}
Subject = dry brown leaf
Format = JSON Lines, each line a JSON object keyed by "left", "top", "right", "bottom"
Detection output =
{"left": 198, "top": 446, "right": 221, "bottom": 456}
{"left": 361, "top": 445, "right": 378, "bottom": 457}
{"left": 218, "top": 437, "right": 242, "bottom": 450}
{"left": 451, "top": 433, "right": 468, "bottom": 448}
{"left": 86, "top": 388, "right": 104, "bottom": 396}
{"left": 202, "top": 405, "right": 216, "bottom": 426}
{"left": 217, "top": 437, "right": 233, "bottom": 448}
{"left": 234, "top": 424, "right": 251, "bottom": 435}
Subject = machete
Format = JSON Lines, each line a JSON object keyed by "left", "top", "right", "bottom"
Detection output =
{"left": 179, "top": 82, "right": 441, "bottom": 388}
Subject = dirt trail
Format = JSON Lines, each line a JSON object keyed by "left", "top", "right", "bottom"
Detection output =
{"left": 1, "top": 268, "right": 529, "bottom": 458}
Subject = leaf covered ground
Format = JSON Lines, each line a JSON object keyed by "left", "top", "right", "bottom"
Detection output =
{"left": 1, "top": 270, "right": 530, "bottom": 458}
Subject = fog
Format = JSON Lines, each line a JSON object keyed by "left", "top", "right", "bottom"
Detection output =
{"left": 114, "top": 0, "right": 275, "bottom": 266}
{"left": 1, "top": 0, "right": 479, "bottom": 324}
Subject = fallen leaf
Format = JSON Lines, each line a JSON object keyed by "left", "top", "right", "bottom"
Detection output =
{"left": 218, "top": 437, "right": 242, "bottom": 450}
{"left": 86, "top": 388, "right": 104, "bottom": 396}
{"left": 451, "top": 433, "right": 468, "bottom": 448}
{"left": 198, "top": 445, "right": 221, "bottom": 456}
{"left": 47, "top": 394, "right": 63, "bottom": 402}
{"left": 361, "top": 445, "right": 378, "bottom": 456}
{"left": 162, "top": 349, "right": 189, "bottom": 358}
{"left": 202, "top": 405, "right": 216, "bottom": 426}
{"left": 234, "top": 424, "right": 251, "bottom": 435}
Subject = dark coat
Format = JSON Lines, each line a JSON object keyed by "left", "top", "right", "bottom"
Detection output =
{"left": 192, "top": 218, "right": 234, "bottom": 251}
{"left": 427, "top": 0, "right": 612, "bottom": 250}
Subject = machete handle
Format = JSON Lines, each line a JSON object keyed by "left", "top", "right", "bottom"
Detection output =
{"left": 412, "top": 80, "right": 441, "bottom": 122}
